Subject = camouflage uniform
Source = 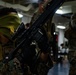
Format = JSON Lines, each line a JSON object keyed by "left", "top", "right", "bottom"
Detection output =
{"left": 29, "top": 1, "right": 54, "bottom": 75}
{"left": 69, "top": 54, "right": 76, "bottom": 75}
{"left": 36, "top": 58, "right": 53, "bottom": 75}
{"left": 65, "top": 24, "right": 76, "bottom": 75}
{"left": 0, "top": 7, "right": 23, "bottom": 75}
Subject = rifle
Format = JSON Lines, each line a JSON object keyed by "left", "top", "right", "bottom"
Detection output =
{"left": 3, "top": 0, "right": 65, "bottom": 63}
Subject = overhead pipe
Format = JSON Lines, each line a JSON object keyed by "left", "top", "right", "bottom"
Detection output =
{"left": 0, "top": 0, "right": 33, "bottom": 12}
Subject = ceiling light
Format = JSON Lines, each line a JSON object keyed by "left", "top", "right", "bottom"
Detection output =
{"left": 60, "top": 6, "right": 63, "bottom": 9}
{"left": 55, "top": 9, "right": 63, "bottom": 14}
{"left": 18, "top": 13, "right": 23, "bottom": 18}
{"left": 57, "top": 25, "right": 66, "bottom": 29}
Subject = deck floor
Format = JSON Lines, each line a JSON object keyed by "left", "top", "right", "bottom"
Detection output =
{"left": 47, "top": 58, "right": 70, "bottom": 75}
